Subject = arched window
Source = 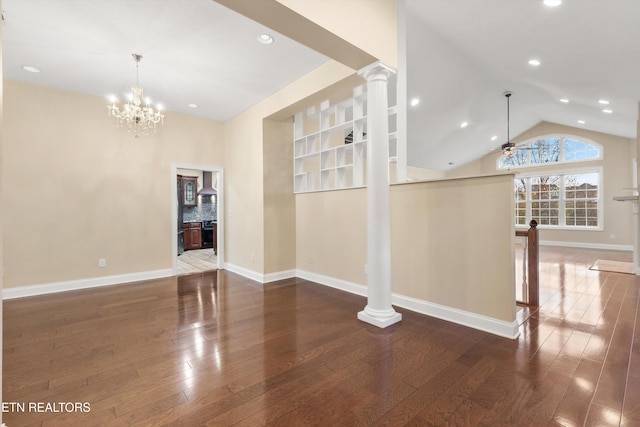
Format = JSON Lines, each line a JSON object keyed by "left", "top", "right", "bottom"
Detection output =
{"left": 498, "top": 136, "right": 602, "bottom": 169}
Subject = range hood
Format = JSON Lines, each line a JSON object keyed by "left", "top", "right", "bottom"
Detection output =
{"left": 198, "top": 171, "right": 217, "bottom": 196}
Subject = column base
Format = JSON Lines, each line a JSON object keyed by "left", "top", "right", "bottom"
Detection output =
{"left": 357, "top": 306, "right": 402, "bottom": 328}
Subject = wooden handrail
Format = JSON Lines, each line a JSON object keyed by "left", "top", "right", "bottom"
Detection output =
{"left": 516, "top": 220, "right": 539, "bottom": 307}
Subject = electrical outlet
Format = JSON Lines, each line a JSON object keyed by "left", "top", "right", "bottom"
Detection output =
{"left": 98, "top": 258, "right": 107, "bottom": 268}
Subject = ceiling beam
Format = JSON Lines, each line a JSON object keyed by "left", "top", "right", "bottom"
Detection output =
{"left": 214, "top": 0, "right": 377, "bottom": 70}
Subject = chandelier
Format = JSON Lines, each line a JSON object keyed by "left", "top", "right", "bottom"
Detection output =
{"left": 108, "top": 53, "right": 164, "bottom": 137}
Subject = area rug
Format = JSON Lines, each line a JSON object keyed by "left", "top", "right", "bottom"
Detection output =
{"left": 589, "top": 259, "right": 635, "bottom": 274}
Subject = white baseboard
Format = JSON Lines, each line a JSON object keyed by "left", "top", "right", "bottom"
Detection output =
{"left": 3, "top": 268, "right": 174, "bottom": 300}
{"left": 391, "top": 294, "right": 520, "bottom": 339}
{"left": 263, "top": 269, "right": 296, "bottom": 283}
{"left": 540, "top": 240, "right": 632, "bottom": 251}
{"left": 223, "top": 263, "right": 295, "bottom": 284}
{"left": 296, "top": 270, "right": 367, "bottom": 297}
{"left": 295, "top": 269, "right": 520, "bottom": 339}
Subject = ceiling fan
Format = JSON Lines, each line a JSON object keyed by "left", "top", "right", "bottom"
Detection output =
{"left": 500, "top": 91, "right": 516, "bottom": 157}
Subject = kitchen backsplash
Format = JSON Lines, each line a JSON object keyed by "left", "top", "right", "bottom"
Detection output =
{"left": 183, "top": 195, "right": 217, "bottom": 222}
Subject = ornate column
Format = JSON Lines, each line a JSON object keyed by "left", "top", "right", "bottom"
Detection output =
{"left": 357, "top": 62, "right": 402, "bottom": 328}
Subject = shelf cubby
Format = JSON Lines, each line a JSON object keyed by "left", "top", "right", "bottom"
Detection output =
{"left": 293, "top": 83, "right": 395, "bottom": 193}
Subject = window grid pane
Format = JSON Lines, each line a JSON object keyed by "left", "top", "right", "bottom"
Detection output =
{"left": 499, "top": 137, "right": 601, "bottom": 170}
{"left": 516, "top": 172, "right": 599, "bottom": 229}
{"left": 564, "top": 138, "right": 600, "bottom": 162}
{"left": 564, "top": 173, "right": 598, "bottom": 227}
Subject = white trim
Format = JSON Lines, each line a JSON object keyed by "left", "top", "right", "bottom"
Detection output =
{"left": 171, "top": 163, "right": 224, "bottom": 275}
{"left": 223, "top": 263, "right": 296, "bottom": 284}
{"left": 296, "top": 269, "right": 367, "bottom": 296}
{"left": 264, "top": 269, "right": 296, "bottom": 283}
{"left": 391, "top": 293, "right": 520, "bottom": 340}
{"left": 296, "top": 269, "right": 520, "bottom": 339}
{"left": 497, "top": 134, "right": 603, "bottom": 170}
{"left": 224, "top": 263, "right": 264, "bottom": 283}
{"left": 515, "top": 167, "right": 604, "bottom": 231}
{"left": 540, "top": 240, "right": 633, "bottom": 251}
{"left": 2, "top": 269, "right": 174, "bottom": 300}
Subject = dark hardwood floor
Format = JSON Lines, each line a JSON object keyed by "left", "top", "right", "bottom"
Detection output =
{"left": 3, "top": 246, "right": 639, "bottom": 426}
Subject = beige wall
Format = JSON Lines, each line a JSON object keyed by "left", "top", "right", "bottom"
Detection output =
{"left": 223, "top": 60, "right": 355, "bottom": 275}
{"left": 448, "top": 121, "right": 635, "bottom": 248}
{"left": 296, "top": 175, "right": 516, "bottom": 323}
{"left": 296, "top": 188, "right": 367, "bottom": 285}
{"left": 276, "top": 0, "right": 398, "bottom": 68}
{"left": 390, "top": 175, "right": 515, "bottom": 322}
{"left": 263, "top": 119, "right": 296, "bottom": 274}
{"left": 2, "top": 80, "right": 224, "bottom": 288}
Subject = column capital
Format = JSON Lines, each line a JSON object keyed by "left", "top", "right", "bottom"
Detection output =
{"left": 358, "top": 61, "right": 396, "bottom": 82}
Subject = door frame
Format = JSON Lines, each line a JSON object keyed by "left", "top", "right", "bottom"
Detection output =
{"left": 171, "top": 162, "right": 224, "bottom": 274}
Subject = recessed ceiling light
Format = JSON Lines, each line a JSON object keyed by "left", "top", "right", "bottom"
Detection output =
{"left": 491, "top": 136, "right": 498, "bottom": 141}
{"left": 258, "top": 34, "right": 274, "bottom": 45}
{"left": 559, "top": 98, "right": 569, "bottom": 103}
{"left": 460, "top": 121, "right": 468, "bottom": 128}
{"left": 22, "top": 65, "right": 40, "bottom": 73}
{"left": 528, "top": 59, "right": 541, "bottom": 66}
{"left": 602, "top": 109, "right": 613, "bottom": 114}
{"left": 187, "top": 103, "right": 198, "bottom": 108}
{"left": 577, "top": 120, "right": 586, "bottom": 124}
{"left": 598, "top": 99, "right": 610, "bottom": 105}
{"left": 543, "top": 0, "right": 562, "bottom": 7}
{"left": 410, "top": 97, "right": 420, "bottom": 107}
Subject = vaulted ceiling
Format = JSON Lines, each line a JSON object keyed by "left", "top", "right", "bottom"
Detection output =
{"left": 3, "top": 0, "right": 639, "bottom": 171}
{"left": 405, "top": 0, "right": 640, "bottom": 170}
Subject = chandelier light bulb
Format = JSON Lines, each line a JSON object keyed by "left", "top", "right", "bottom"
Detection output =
{"left": 107, "top": 53, "right": 164, "bottom": 137}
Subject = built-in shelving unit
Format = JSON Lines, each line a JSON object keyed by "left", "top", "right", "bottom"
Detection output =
{"left": 293, "top": 84, "right": 397, "bottom": 193}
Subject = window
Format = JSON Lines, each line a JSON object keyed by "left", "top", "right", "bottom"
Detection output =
{"left": 499, "top": 136, "right": 601, "bottom": 169}
{"left": 514, "top": 171, "right": 601, "bottom": 229}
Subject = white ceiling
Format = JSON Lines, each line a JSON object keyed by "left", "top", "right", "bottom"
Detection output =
{"left": 3, "top": 0, "right": 639, "bottom": 171}
{"left": 406, "top": 0, "right": 640, "bottom": 170}
{"left": 1, "top": 0, "right": 328, "bottom": 122}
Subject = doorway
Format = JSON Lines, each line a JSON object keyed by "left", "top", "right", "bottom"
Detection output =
{"left": 172, "top": 164, "right": 224, "bottom": 275}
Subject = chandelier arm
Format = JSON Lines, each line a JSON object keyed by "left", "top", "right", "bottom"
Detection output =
{"left": 108, "top": 53, "right": 164, "bottom": 137}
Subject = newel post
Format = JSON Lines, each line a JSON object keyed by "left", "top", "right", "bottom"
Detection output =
{"left": 527, "top": 220, "right": 539, "bottom": 307}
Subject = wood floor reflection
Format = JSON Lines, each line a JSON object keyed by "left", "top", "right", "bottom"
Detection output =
{"left": 3, "top": 246, "right": 639, "bottom": 426}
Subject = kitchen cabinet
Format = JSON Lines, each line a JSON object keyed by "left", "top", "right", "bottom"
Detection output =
{"left": 183, "top": 222, "right": 202, "bottom": 250}
{"left": 182, "top": 176, "right": 198, "bottom": 207}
